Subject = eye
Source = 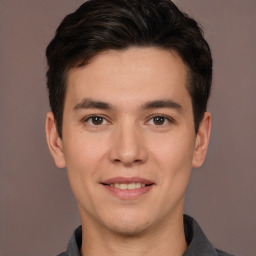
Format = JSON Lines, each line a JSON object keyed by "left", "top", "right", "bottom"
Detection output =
{"left": 146, "top": 115, "right": 174, "bottom": 126}
{"left": 84, "top": 115, "right": 109, "bottom": 126}
{"left": 152, "top": 116, "right": 166, "bottom": 125}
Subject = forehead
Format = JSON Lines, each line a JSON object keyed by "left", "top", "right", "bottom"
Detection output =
{"left": 65, "top": 47, "right": 191, "bottom": 109}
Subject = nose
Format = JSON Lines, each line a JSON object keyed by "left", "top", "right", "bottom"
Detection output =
{"left": 108, "top": 122, "right": 148, "bottom": 166}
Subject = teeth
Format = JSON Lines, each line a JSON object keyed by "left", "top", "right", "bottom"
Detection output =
{"left": 120, "top": 183, "right": 127, "bottom": 189}
{"left": 128, "top": 183, "right": 136, "bottom": 189}
{"left": 111, "top": 183, "right": 147, "bottom": 190}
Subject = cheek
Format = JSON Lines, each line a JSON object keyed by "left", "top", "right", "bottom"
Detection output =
{"left": 63, "top": 131, "right": 107, "bottom": 166}
{"left": 62, "top": 135, "right": 110, "bottom": 212}
{"left": 150, "top": 131, "right": 195, "bottom": 171}
{"left": 148, "top": 130, "right": 195, "bottom": 201}
{"left": 62, "top": 133, "right": 108, "bottom": 189}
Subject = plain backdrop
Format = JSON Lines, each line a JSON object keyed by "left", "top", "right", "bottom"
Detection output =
{"left": 0, "top": 0, "right": 255, "bottom": 255}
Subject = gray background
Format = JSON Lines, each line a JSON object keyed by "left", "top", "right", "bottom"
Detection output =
{"left": 0, "top": 0, "right": 255, "bottom": 255}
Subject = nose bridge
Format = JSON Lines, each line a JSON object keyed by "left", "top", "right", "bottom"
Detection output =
{"left": 109, "top": 118, "right": 147, "bottom": 165}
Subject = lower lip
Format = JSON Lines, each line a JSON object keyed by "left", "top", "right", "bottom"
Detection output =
{"left": 102, "top": 185, "right": 154, "bottom": 200}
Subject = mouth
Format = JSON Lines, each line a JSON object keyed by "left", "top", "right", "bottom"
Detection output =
{"left": 100, "top": 177, "right": 155, "bottom": 199}
{"left": 102, "top": 182, "right": 153, "bottom": 190}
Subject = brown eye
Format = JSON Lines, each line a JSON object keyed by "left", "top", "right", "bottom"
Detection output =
{"left": 84, "top": 115, "right": 108, "bottom": 126}
{"left": 153, "top": 116, "right": 166, "bottom": 125}
{"left": 91, "top": 116, "right": 104, "bottom": 125}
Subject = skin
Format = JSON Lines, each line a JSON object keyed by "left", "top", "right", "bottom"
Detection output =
{"left": 46, "top": 47, "right": 211, "bottom": 256}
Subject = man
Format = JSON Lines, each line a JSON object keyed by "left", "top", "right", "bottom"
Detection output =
{"left": 45, "top": 0, "right": 234, "bottom": 255}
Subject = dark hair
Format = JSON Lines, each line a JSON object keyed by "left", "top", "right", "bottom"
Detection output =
{"left": 46, "top": 0, "right": 212, "bottom": 137}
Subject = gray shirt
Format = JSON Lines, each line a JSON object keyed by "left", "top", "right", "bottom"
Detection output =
{"left": 57, "top": 215, "right": 234, "bottom": 256}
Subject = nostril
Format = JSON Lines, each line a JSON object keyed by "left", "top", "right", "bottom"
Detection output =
{"left": 112, "top": 158, "right": 143, "bottom": 166}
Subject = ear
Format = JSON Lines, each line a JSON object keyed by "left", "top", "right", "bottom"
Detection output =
{"left": 192, "top": 112, "right": 211, "bottom": 168}
{"left": 45, "top": 112, "right": 66, "bottom": 168}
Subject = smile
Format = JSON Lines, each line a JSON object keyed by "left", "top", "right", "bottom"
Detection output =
{"left": 109, "top": 183, "right": 146, "bottom": 189}
{"left": 101, "top": 177, "right": 154, "bottom": 199}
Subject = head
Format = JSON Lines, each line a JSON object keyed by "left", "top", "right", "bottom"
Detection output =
{"left": 46, "top": 0, "right": 212, "bottom": 138}
{"left": 45, "top": 0, "right": 212, "bottom": 238}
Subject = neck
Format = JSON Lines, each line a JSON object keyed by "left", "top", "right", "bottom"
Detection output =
{"left": 79, "top": 208, "right": 187, "bottom": 256}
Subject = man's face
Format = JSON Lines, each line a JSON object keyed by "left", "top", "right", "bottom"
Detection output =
{"left": 47, "top": 47, "right": 210, "bottom": 235}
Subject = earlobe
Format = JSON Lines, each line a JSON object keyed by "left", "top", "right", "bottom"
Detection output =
{"left": 192, "top": 112, "right": 211, "bottom": 168}
{"left": 45, "top": 112, "right": 66, "bottom": 168}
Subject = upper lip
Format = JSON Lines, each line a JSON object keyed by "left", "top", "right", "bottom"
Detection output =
{"left": 101, "top": 176, "right": 154, "bottom": 185}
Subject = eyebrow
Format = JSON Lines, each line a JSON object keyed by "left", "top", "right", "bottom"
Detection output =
{"left": 141, "top": 100, "right": 183, "bottom": 112}
{"left": 73, "top": 98, "right": 183, "bottom": 112}
{"left": 73, "top": 98, "right": 113, "bottom": 110}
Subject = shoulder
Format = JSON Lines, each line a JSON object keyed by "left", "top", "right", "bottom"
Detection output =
{"left": 183, "top": 215, "right": 236, "bottom": 256}
{"left": 56, "top": 252, "right": 67, "bottom": 256}
{"left": 216, "top": 248, "right": 236, "bottom": 256}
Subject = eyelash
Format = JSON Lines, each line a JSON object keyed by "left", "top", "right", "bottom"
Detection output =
{"left": 82, "top": 115, "right": 110, "bottom": 126}
{"left": 146, "top": 115, "right": 176, "bottom": 126}
{"left": 82, "top": 114, "right": 175, "bottom": 127}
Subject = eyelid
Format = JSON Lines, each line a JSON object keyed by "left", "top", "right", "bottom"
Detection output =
{"left": 81, "top": 114, "right": 176, "bottom": 126}
{"left": 82, "top": 114, "right": 111, "bottom": 125}
{"left": 145, "top": 114, "right": 176, "bottom": 125}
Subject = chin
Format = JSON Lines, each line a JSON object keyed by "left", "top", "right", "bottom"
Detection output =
{"left": 104, "top": 211, "right": 153, "bottom": 236}
{"left": 108, "top": 222, "right": 150, "bottom": 237}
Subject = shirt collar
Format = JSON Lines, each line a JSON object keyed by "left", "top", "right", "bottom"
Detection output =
{"left": 64, "top": 214, "right": 220, "bottom": 256}
{"left": 183, "top": 214, "right": 219, "bottom": 256}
